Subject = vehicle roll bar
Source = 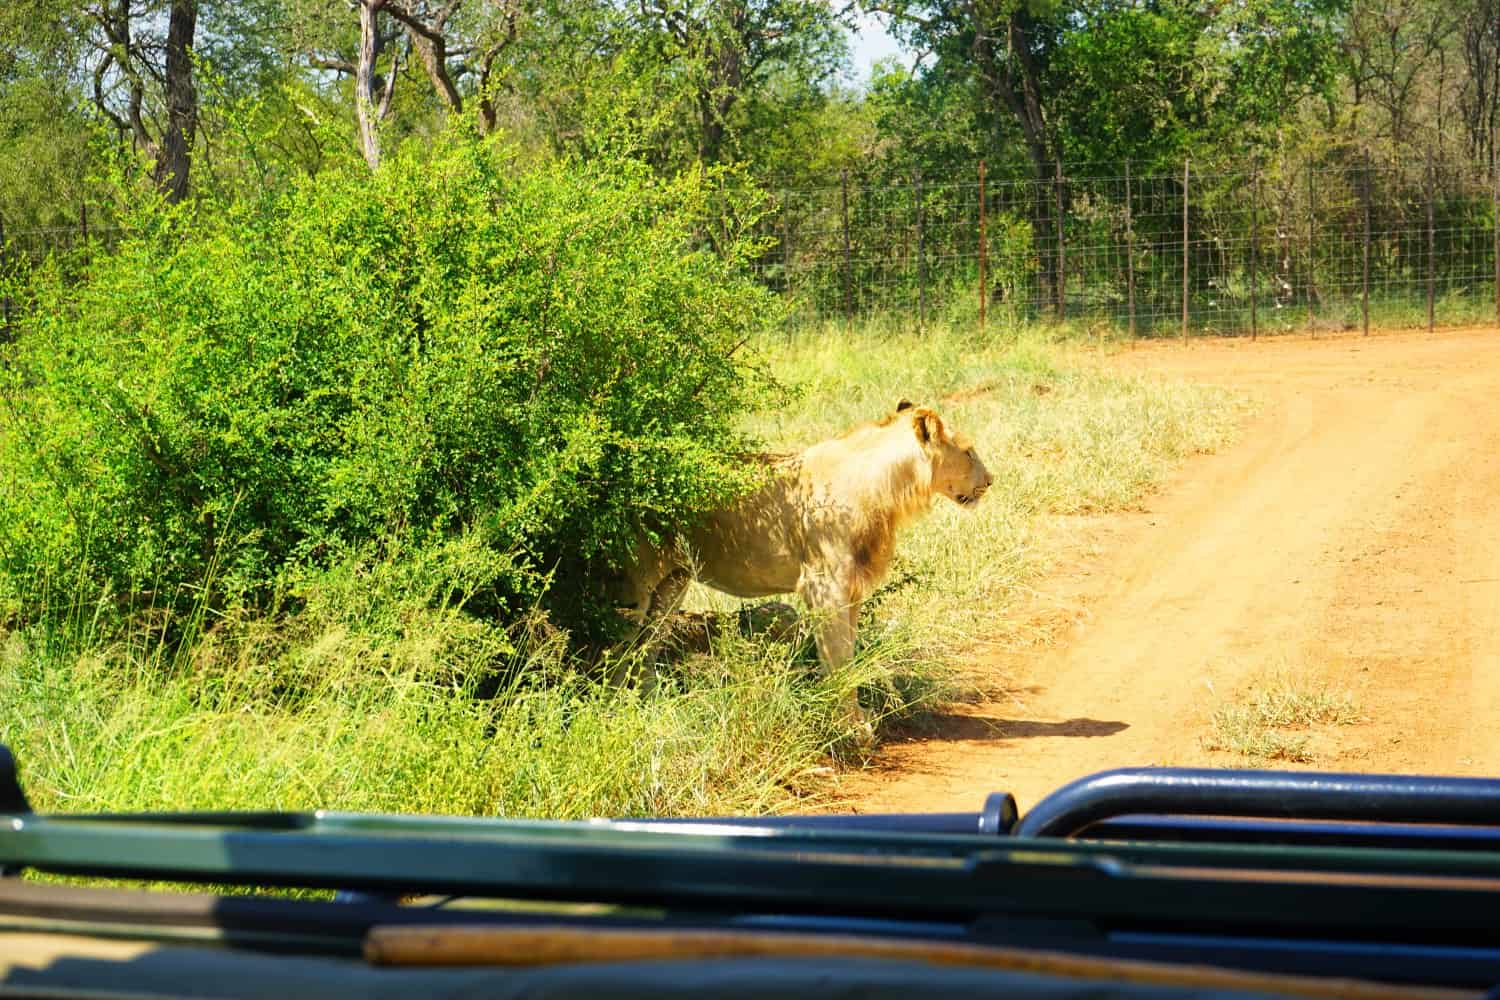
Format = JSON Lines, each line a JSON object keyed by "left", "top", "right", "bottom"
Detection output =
{"left": 627, "top": 791, "right": 1018, "bottom": 837}
{"left": 1013, "top": 767, "right": 1500, "bottom": 839}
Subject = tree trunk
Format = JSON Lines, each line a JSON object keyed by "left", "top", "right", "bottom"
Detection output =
{"left": 153, "top": 0, "right": 199, "bottom": 203}
{"left": 973, "top": 6, "right": 1061, "bottom": 312}
{"left": 1460, "top": 0, "right": 1500, "bottom": 163}
{"left": 697, "top": 35, "right": 742, "bottom": 164}
{"left": 407, "top": 33, "right": 462, "bottom": 113}
{"left": 356, "top": 0, "right": 385, "bottom": 170}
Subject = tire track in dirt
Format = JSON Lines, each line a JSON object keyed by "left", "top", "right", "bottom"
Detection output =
{"left": 833, "top": 328, "right": 1500, "bottom": 815}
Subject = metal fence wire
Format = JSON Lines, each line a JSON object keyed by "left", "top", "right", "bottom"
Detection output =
{"left": 757, "top": 155, "right": 1500, "bottom": 336}
{"left": 4, "top": 154, "right": 1499, "bottom": 339}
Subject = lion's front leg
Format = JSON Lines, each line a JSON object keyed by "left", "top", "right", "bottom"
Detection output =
{"left": 797, "top": 568, "right": 872, "bottom": 745}
{"left": 609, "top": 547, "right": 692, "bottom": 690}
{"left": 797, "top": 570, "right": 854, "bottom": 667}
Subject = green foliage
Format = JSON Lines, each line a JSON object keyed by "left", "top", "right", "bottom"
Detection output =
{"left": 0, "top": 131, "right": 780, "bottom": 641}
{"left": 0, "top": 77, "right": 100, "bottom": 232}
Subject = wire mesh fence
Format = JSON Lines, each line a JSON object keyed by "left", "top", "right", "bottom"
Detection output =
{"left": 756, "top": 154, "right": 1500, "bottom": 336}
{"left": 4, "top": 153, "right": 1499, "bottom": 340}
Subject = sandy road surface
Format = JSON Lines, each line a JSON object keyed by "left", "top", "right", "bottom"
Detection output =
{"left": 835, "top": 327, "right": 1500, "bottom": 816}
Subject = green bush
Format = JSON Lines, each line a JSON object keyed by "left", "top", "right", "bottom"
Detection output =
{"left": 0, "top": 133, "right": 779, "bottom": 642}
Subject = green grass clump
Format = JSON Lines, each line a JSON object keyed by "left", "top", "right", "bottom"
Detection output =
{"left": 1204, "top": 669, "right": 1360, "bottom": 763}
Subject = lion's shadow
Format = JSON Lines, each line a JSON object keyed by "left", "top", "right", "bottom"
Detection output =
{"left": 886, "top": 713, "right": 1128, "bottom": 744}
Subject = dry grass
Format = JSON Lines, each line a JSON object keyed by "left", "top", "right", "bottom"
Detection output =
{"left": 1204, "top": 669, "right": 1360, "bottom": 763}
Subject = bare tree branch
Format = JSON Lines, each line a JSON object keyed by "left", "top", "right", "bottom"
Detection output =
{"left": 378, "top": 40, "right": 401, "bottom": 119}
{"left": 384, "top": 0, "right": 464, "bottom": 112}
{"left": 311, "top": 54, "right": 357, "bottom": 74}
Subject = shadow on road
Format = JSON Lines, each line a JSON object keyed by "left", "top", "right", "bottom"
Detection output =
{"left": 885, "top": 714, "right": 1128, "bottom": 744}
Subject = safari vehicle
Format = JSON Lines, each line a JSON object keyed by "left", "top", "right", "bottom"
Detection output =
{"left": 4, "top": 744, "right": 1500, "bottom": 999}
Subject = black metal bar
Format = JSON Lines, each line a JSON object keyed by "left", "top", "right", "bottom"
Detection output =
{"left": 782, "top": 211, "right": 792, "bottom": 301}
{"left": 11, "top": 814, "right": 1500, "bottom": 942}
{"left": 0, "top": 745, "right": 27, "bottom": 815}
{"left": 627, "top": 795, "right": 1016, "bottom": 839}
{"left": 1014, "top": 767, "right": 1500, "bottom": 839}
{"left": 1427, "top": 155, "right": 1436, "bottom": 332}
{"left": 1083, "top": 814, "right": 1500, "bottom": 853}
{"left": 1362, "top": 150, "right": 1371, "bottom": 336}
{"left": 1125, "top": 160, "right": 1135, "bottom": 338}
{"left": 916, "top": 173, "right": 926, "bottom": 332}
{"left": 1250, "top": 162, "right": 1259, "bottom": 340}
{"left": 841, "top": 168, "right": 851, "bottom": 319}
{"left": 978, "top": 160, "right": 987, "bottom": 331}
{"left": 1306, "top": 160, "right": 1317, "bottom": 334}
{"left": 1493, "top": 150, "right": 1499, "bottom": 327}
{"left": 1055, "top": 159, "right": 1066, "bottom": 322}
{"left": 1182, "top": 158, "right": 1190, "bottom": 339}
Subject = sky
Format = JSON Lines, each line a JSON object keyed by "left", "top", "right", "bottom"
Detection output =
{"left": 845, "top": 11, "right": 913, "bottom": 82}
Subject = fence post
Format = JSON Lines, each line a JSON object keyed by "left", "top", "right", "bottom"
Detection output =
{"left": 1426, "top": 155, "right": 1436, "bottom": 333}
{"left": 1125, "top": 159, "right": 1136, "bottom": 338}
{"left": 1362, "top": 150, "right": 1371, "bottom": 337}
{"left": 1306, "top": 161, "right": 1317, "bottom": 335}
{"left": 1250, "top": 161, "right": 1259, "bottom": 341}
{"left": 841, "top": 169, "right": 852, "bottom": 320}
{"left": 979, "top": 160, "right": 988, "bottom": 332}
{"left": 1493, "top": 151, "right": 1499, "bottom": 328}
{"left": 916, "top": 173, "right": 927, "bottom": 333}
{"left": 1182, "top": 157, "right": 1190, "bottom": 340}
{"left": 1056, "top": 159, "right": 1066, "bottom": 322}
{"left": 0, "top": 213, "right": 9, "bottom": 343}
{"left": 781, "top": 211, "right": 793, "bottom": 314}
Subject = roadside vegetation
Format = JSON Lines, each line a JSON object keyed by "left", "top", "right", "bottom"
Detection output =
{"left": 0, "top": 136, "right": 1242, "bottom": 821}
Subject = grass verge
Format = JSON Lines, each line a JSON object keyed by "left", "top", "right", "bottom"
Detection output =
{"left": 1, "top": 317, "right": 1243, "bottom": 820}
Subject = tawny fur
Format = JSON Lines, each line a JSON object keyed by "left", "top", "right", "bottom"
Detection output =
{"left": 617, "top": 402, "right": 993, "bottom": 685}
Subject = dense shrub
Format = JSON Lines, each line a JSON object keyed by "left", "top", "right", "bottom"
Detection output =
{"left": 0, "top": 134, "right": 779, "bottom": 641}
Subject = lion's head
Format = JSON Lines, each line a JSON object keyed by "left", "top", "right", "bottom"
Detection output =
{"left": 894, "top": 399, "right": 992, "bottom": 509}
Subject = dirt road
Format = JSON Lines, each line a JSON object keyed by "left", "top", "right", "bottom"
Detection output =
{"left": 837, "top": 326, "right": 1500, "bottom": 816}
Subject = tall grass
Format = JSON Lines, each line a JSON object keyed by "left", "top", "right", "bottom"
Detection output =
{"left": 1, "top": 319, "right": 1241, "bottom": 820}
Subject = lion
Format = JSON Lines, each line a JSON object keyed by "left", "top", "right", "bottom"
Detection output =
{"left": 614, "top": 400, "right": 992, "bottom": 727}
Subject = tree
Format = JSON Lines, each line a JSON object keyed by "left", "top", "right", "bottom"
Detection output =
{"left": 631, "top": 1, "right": 849, "bottom": 165}
{"left": 0, "top": 22, "right": 99, "bottom": 229}
{"left": 1457, "top": 0, "right": 1499, "bottom": 164}
{"left": 301, "top": 0, "right": 525, "bottom": 168}
{"left": 1340, "top": 0, "right": 1460, "bottom": 155}
{"left": 156, "top": 0, "right": 200, "bottom": 201}
{"left": 6, "top": 0, "right": 204, "bottom": 201}
{"left": 867, "top": 0, "right": 1344, "bottom": 308}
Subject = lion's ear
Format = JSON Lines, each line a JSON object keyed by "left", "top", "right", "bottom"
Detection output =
{"left": 913, "top": 408, "right": 945, "bottom": 445}
{"left": 895, "top": 398, "right": 914, "bottom": 412}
